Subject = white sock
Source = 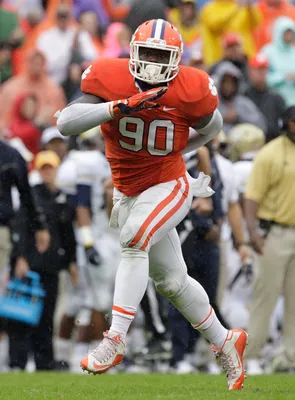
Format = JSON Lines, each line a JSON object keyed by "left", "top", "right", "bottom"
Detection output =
{"left": 193, "top": 306, "right": 228, "bottom": 349}
{"left": 54, "top": 338, "right": 72, "bottom": 362}
{"left": 109, "top": 248, "right": 149, "bottom": 339}
{"left": 0, "top": 334, "right": 8, "bottom": 370}
{"left": 169, "top": 276, "right": 228, "bottom": 349}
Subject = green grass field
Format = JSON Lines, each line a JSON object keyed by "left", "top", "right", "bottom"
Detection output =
{"left": 1, "top": 373, "right": 295, "bottom": 400}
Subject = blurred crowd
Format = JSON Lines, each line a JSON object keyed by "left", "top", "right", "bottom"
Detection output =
{"left": 1, "top": 0, "right": 295, "bottom": 376}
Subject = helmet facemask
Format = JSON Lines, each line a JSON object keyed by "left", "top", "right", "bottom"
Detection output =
{"left": 129, "top": 39, "right": 182, "bottom": 85}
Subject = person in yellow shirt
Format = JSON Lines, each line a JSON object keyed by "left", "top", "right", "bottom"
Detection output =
{"left": 200, "top": 0, "right": 262, "bottom": 66}
{"left": 244, "top": 106, "right": 295, "bottom": 375}
{"left": 168, "top": 0, "right": 200, "bottom": 50}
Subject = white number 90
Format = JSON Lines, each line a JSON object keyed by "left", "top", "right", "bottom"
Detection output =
{"left": 119, "top": 117, "right": 175, "bottom": 156}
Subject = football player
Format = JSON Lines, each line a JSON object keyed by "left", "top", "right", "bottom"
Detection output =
{"left": 229, "top": 123, "right": 265, "bottom": 196}
{"left": 56, "top": 19, "right": 247, "bottom": 390}
{"left": 75, "top": 127, "right": 120, "bottom": 344}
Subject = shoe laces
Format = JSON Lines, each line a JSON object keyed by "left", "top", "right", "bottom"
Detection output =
{"left": 91, "top": 331, "right": 121, "bottom": 364}
{"left": 212, "top": 348, "right": 236, "bottom": 380}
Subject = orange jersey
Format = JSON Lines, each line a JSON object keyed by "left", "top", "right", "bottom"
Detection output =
{"left": 81, "top": 58, "right": 218, "bottom": 196}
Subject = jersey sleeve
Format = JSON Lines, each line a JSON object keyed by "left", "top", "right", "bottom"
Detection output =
{"left": 80, "top": 59, "right": 112, "bottom": 100}
{"left": 186, "top": 71, "right": 219, "bottom": 126}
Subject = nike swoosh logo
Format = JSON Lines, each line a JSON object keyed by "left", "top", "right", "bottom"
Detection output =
{"left": 93, "top": 361, "right": 105, "bottom": 369}
{"left": 163, "top": 106, "right": 176, "bottom": 111}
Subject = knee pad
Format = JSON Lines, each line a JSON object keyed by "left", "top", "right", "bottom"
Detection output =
{"left": 154, "top": 271, "right": 188, "bottom": 299}
{"left": 121, "top": 246, "right": 148, "bottom": 259}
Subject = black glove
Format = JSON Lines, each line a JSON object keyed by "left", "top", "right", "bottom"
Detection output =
{"left": 85, "top": 246, "right": 101, "bottom": 267}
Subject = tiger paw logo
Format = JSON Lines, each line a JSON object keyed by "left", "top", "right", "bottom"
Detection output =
{"left": 208, "top": 77, "right": 217, "bottom": 96}
{"left": 82, "top": 64, "right": 92, "bottom": 80}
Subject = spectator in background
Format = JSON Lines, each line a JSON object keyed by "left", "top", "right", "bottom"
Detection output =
{"left": 73, "top": 0, "right": 109, "bottom": 29}
{"left": 255, "top": 0, "right": 295, "bottom": 51}
{"left": 209, "top": 33, "right": 248, "bottom": 86}
{"left": 20, "top": 7, "right": 44, "bottom": 37}
{"left": 188, "top": 48, "right": 207, "bottom": 72}
{"left": 9, "top": 150, "right": 77, "bottom": 371}
{"left": 0, "top": 1, "right": 24, "bottom": 82}
{"left": 245, "top": 54, "right": 285, "bottom": 142}
{"left": 213, "top": 62, "right": 266, "bottom": 134}
{"left": 244, "top": 106, "right": 295, "bottom": 374}
{"left": 12, "top": 7, "right": 45, "bottom": 75}
{"left": 169, "top": 0, "right": 200, "bottom": 57}
{"left": 104, "top": 0, "right": 131, "bottom": 25}
{"left": 78, "top": 10, "right": 104, "bottom": 56}
{"left": 229, "top": 123, "right": 265, "bottom": 193}
{"left": 62, "top": 56, "right": 84, "bottom": 103}
{"left": 29, "top": 126, "right": 70, "bottom": 189}
{"left": 0, "top": 49, "right": 66, "bottom": 127}
{"left": 9, "top": 93, "right": 51, "bottom": 157}
{"left": 101, "top": 22, "right": 131, "bottom": 59}
{"left": 41, "top": 127, "right": 69, "bottom": 161}
{"left": 0, "top": 135, "right": 49, "bottom": 372}
{"left": 63, "top": 10, "right": 105, "bottom": 102}
{"left": 220, "top": 124, "right": 265, "bottom": 330}
{"left": 261, "top": 17, "right": 295, "bottom": 107}
{"left": 36, "top": 4, "right": 97, "bottom": 85}
{"left": 200, "top": 0, "right": 261, "bottom": 67}
{"left": 4, "top": 0, "right": 43, "bottom": 18}
{"left": 212, "top": 133, "right": 251, "bottom": 311}
{"left": 124, "top": 0, "right": 167, "bottom": 33}
{"left": 0, "top": 139, "right": 49, "bottom": 278}
{"left": 0, "top": 42, "right": 12, "bottom": 83}
{"left": 197, "top": 0, "right": 210, "bottom": 8}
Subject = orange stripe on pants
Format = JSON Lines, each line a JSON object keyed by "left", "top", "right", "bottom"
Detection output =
{"left": 129, "top": 179, "right": 182, "bottom": 248}
{"left": 140, "top": 175, "right": 189, "bottom": 251}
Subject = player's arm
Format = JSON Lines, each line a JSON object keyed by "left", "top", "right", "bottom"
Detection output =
{"left": 56, "top": 87, "right": 167, "bottom": 136}
{"left": 191, "top": 146, "right": 213, "bottom": 214}
{"left": 184, "top": 109, "right": 223, "bottom": 154}
{"left": 76, "top": 181, "right": 94, "bottom": 245}
{"left": 76, "top": 156, "right": 102, "bottom": 267}
{"left": 76, "top": 183, "right": 102, "bottom": 267}
{"left": 197, "top": 146, "right": 211, "bottom": 177}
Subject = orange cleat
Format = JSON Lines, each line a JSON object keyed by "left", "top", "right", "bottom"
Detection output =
{"left": 211, "top": 328, "right": 248, "bottom": 390}
{"left": 80, "top": 331, "right": 126, "bottom": 375}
